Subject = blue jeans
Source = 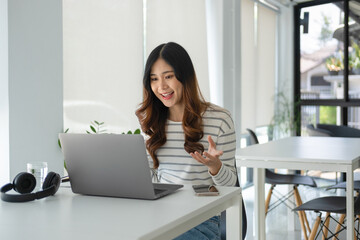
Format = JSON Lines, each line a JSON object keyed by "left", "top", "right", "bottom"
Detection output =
{"left": 173, "top": 216, "right": 221, "bottom": 240}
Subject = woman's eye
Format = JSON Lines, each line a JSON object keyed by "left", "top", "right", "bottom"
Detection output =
{"left": 165, "top": 75, "right": 174, "bottom": 79}
{"left": 150, "top": 78, "right": 157, "bottom": 81}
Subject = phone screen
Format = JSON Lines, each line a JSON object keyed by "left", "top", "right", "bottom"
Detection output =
{"left": 192, "top": 184, "right": 219, "bottom": 196}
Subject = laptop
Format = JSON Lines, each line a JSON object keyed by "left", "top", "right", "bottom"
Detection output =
{"left": 58, "top": 133, "right": 183, "bottom": 200}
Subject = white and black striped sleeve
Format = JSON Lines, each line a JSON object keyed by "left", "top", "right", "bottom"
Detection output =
{"left": 210, "top": 114, "right": 237, "bottom": 186}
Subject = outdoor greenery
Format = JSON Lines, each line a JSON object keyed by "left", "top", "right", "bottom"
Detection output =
{"left": 352, "top": 42, "right": 360, "bottom": 71}
{"left": 319, "top": 13, "right": 333, "bottom": 45}
{"left": 319, "top": 106, "right": 337, "bottom": 125}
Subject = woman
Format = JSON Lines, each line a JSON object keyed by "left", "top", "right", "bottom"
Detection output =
{"left": 136, "top": 42, "right": 237, "bottom": 240}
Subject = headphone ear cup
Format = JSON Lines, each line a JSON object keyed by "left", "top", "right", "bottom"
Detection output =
{"left": 13, "top": 172, "right": 36, "bottom": 194}
{"left": 43, "top": 172, "right": 61, "bottom": 194}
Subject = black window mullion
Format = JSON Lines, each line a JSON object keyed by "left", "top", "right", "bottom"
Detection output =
{"left": 343, "top": 0, "right": 349, "bottom": 126}
{"left": 294, "top": 5, "right": 301, "bottom": 136}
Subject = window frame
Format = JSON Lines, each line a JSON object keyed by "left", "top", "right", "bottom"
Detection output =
{"left": 294, "top": 0, "right": 360, "bottom": 135}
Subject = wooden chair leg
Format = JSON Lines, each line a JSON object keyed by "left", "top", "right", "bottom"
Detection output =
{"left": 294, "top": 186, "right": 311, "bottom": 232}
{"left": 294, "top": 187, "right": 309, "bottom": 240}
{"left": 354, "top": 229, "right": 357, "bottom": 240}
{"left": 265, "top": 185, "right": 274, "bottom": 216}
{"left": 332, "top": 214, "right": 345, "bottom": 240}
{"left": 322, "top": 212, "right": 330, "bottom": 240}
{"left": 294, "top": 186, "right": 311, "bottom": 236}
{"left": 310, "top": 215, "right": 321, "bottom": 240}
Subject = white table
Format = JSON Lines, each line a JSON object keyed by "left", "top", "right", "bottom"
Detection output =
{"left": 0, "top": 184, "right": 242, "bottom": 240}
{"left": 236, "top": 136, "right": 360, "bottom": 240}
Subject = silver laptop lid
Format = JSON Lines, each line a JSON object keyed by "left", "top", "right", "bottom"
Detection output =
{"left": 59, "top": 133, "right": 157, "bottom": 199}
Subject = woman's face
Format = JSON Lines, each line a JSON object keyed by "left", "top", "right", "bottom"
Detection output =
{"left": 150, "top": 58, "right": 184, "bottom": 110}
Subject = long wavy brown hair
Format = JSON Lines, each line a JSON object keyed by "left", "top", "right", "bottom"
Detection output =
{"left": 136, "top": 42, "right": 209, "bottom": 169}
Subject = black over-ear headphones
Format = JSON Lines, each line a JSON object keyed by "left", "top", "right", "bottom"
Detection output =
{"left": 0, "top": 171, "right": 61, "bottom": 203}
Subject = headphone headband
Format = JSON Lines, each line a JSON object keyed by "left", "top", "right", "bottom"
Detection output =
{"left": 0, "top": 172, "right": 61, "bottom": 203}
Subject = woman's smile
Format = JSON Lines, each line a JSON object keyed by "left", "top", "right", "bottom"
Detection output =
{"left": 161, "top": 92, "right": 174, "bottom": 100}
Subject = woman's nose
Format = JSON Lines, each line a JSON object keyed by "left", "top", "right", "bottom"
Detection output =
{"left": 159, "top": 79, "right": 168, "bottom": 90}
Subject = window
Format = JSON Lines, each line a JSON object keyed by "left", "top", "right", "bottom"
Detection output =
{"left": 295, "top": 0, "right": 360, "bottom": 134}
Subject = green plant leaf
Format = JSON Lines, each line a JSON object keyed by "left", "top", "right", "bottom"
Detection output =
{"left": 86, "top": 131, "right": 91, "bottom": 134}
{"left": 94, "top": 120, "right": 100, "bottom": 125}
{"left": 127, "top": 130, "right": 132, "bottom": 134}
{"left": 58, "top": 139, "right": 62, "bottom": 148}
{"left": 64, "top": 128, "right": 69, "bottom": 133}
{"left": 90, "top": 126, "right": 97, "bottom": 133}
{"left": 134, "top": 129, "right": 141, "bottom": 134}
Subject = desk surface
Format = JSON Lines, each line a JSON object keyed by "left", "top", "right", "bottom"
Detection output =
{"left": 236, "top": 136, "right": 360, "bottom": 169}
{"left": 0, "top": 185, "right": 241, "bottom": 240}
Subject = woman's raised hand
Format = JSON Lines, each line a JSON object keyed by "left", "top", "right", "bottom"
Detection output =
{"left": 190, "top": 135, "right": 223, "bottom": 175}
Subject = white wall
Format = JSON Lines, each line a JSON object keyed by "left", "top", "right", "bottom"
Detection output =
{"left": 63, "top": 0, "right": 144, "bottom": 134}
{"left": 206, "top": 0, "right": 224, "bottom": 107}
{"left": 1, "top": 0, "right": 64, "bottom": 185}
{"left": 0, "top": 0, "right": 9, "bottom": 185}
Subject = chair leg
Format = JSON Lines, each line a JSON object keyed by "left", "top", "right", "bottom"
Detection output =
{"left": 294, "top": 186, "right": 311, "bottom": 235}
{"left": 265, "top": 185, "right": 274, "bottom": 216}
{"left": 322, "top": 212, "right": 330, "bottom": 240}
{"left": 294, "top": 187, "right": 309, "bottom": 240}
{"left": 354, "top": 229, "right": 357, "bottom": 240}
{"left": 310, "top": 215, "right": 322, "bottom": 240}
{"left": 332, "top": 214, "right": 345, "bottom": 240}
{"left": 295, "top": 187, "right": 311, "bottom": 233}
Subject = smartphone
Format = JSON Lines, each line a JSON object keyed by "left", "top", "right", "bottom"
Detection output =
{"left": 192, "top": 184, "right": 219, "bottom": 196}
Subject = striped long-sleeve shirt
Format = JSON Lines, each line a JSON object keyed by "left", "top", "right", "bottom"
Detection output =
{"left": 149, "top": 104, "right": 237, "bottom": 186}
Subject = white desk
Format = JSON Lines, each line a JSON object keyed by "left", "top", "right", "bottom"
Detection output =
{"left": 236, "top": 136, "right": 360, "bottom": 240}
{"left": 0, "top": 185, "right": 242, "bottom": 240}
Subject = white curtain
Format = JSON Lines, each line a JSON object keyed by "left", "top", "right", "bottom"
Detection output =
{"left": 63, "top": 0, "right": 210, "bottom": 133}
{"left": 240, "top": 0, "right": 276, "bottom": 131}
{"left": 63, "top": 0, "right": 143, "bottom": 133}
{"left": 256, "top": 4, "right": 276, "bottom": 127}
{"left": 146, "top": 0, "right": 210, "bottom": 101}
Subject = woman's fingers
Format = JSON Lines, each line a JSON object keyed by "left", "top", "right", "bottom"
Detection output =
{"left": 191, "top": 151, "right": 219, "bottom": 165}
{"left": 207, "top": 136, "right": 223, "bottom": 156}
{"left": 190, "top": 152, "right": 205, "bottom": 163}
{"left": 190, "top": 151, "right": 222, "bottom": 175}
{"left": 189, "top": 137, "right": 224, "bottom": 175}
{"left": 207, "top": 136, "right": 216, "bottom": 149}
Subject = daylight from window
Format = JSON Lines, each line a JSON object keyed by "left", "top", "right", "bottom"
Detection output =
{"left": 300, "top": 1, "right": 360, "bottom": 131}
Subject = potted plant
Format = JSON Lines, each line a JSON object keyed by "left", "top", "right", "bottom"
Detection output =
{"left": 325, "top": 56, "right": 343, "bottom": 75}
{"left": 268, "top": 91, "right": 300, "bottom": 140}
